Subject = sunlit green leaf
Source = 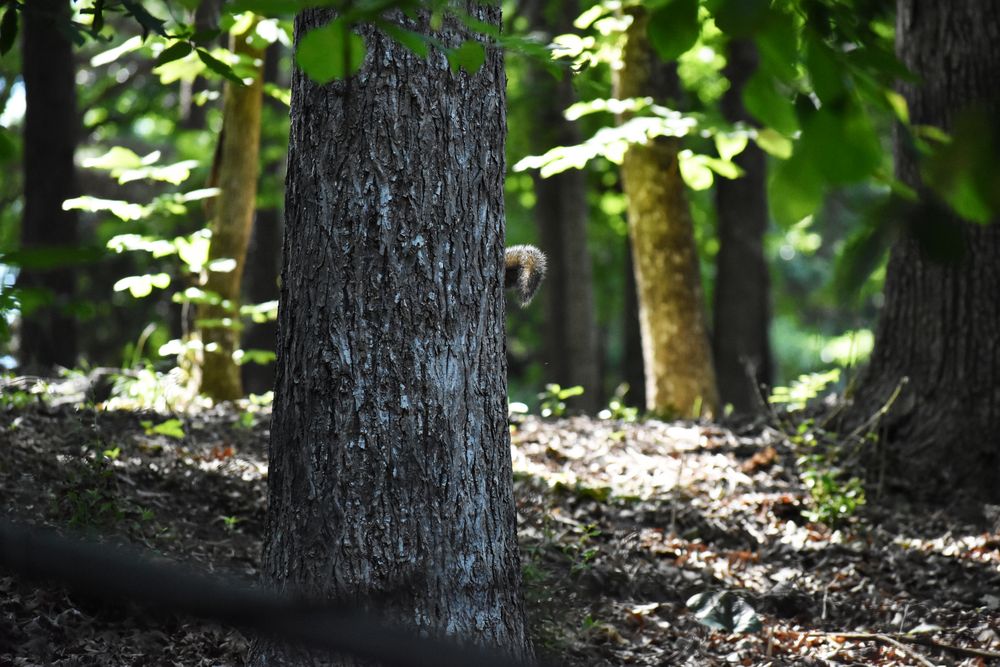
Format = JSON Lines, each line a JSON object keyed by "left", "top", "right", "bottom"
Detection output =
{"left": 114, "top": 273, "right": 172, "bottom": 298}
{"left": 714, "top": 133, "right": 748, "bottom": 161}
{"left": 91, "top": 35, "right": 145, "bottom": 67}
{"left": 679, "top": 152, "right": 714, "bottom": 190}
{"left": 753, "top": 128, "right": 793, "bottom": 159}
{"left": 63, "top": 196, "right": 146, "bottom": 221}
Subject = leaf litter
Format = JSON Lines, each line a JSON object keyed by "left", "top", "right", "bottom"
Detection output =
{"left": 0, "top": 399, "right": 998, "bottom": 666}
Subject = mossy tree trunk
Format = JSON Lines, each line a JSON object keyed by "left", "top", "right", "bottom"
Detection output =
{"left": 248, "top": 7, "right": 532, "bottom": 665}
{"left": 848, "top": 0, "right": 1000, "bottom": 504}
{"left": 615, "top": 10, "right": 718, "bottom": 418}
{"left": 197, "top": 24, "right": 264, "bottom": 401}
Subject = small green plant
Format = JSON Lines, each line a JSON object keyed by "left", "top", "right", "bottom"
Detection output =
{"left": 769, "top": 369, "right": 841, "bottom": 411}
{"left": 798, "top": 459, "right": 865, "bottom": 524}
{"left": 563, "top": 522, "right": 601, "bottom": 574}
{"left": 140, "top": 418, "right": 186, "bottom": 439}
{"left": 770, "top": 370, "right": 866, "bottom": 525}
{"left": 538, "top": 384, "right": 584, "bottom": 418}
{"left": 598, "top": 383, "right": 639, "bottom": 421}
{"left": 220, "top": 515, "right": 241, "bottom": 532}
{"left": 54, "top": 446, "right": 124, "bottom": 529}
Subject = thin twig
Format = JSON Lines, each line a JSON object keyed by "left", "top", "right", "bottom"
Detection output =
{"left": 806, "top": 631, "right": 935, "bottom": 667}
{"left": 806, "top": 630, "right": 1000, "bottom": 663}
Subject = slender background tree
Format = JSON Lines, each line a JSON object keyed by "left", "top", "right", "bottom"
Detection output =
{"left": 615, "top": 8, "right": 719, "bottom": 418}
{"left": 17, "top": 0, "right": 78, "bottom": 371}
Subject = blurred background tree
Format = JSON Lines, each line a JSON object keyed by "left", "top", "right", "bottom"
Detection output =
{"left": 0, "top": 0, "right": 994, "bottom": 432}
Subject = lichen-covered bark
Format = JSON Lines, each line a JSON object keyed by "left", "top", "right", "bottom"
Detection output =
{"left": 712, "top": 39, "right": 772, "bottom": 414}
{"left": 248, "top": 7, "right": 531, "bottom": 665}
{"left": 523, "top": 0, "right": 601, "bottom": 412}
{"left": 18, "top": 0, "right": 79, "bottom": 372}
{"left": 198, "top": 25, "right": 264, "bottom": 401}
{"left": 849, "top": 0, "right": 1000, "bottom": 503}
{"left": 615, "top": 10, "right": 718, "bottom": 418}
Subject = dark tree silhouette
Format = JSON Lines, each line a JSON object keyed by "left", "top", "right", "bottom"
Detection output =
{"left": 17, "top": 0, "right": 78, "bottom": 371}
{"left": 712, "top": 38, "right": 772, "bottom": 414}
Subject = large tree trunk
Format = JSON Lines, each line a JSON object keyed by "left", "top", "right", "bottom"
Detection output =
{"left": 248, "top": 8, "right": 532, "bottom": 665}
{"left": 523, "top": 0, "right": 601, "bottom": 413}
{"left": 849, "top": 0, "right": 1000, "bottom": 503}
{"left": 615, "top": 10, "right": 718, "bottom": 418}
{"left": 17, "top": 0, "right": 79, "bottom": 372}
{"left": 712, "top": 39, "right": 772, "bottom": 414}
{"left": 197, "top": 23, "right": 264, "bottom": 401}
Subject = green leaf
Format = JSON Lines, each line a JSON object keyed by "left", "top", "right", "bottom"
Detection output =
{"left": 805, "top": 37, "right": 845, "bottom": 105}
{"left": 0, "top": 127, "right": 16, "bottom": 162}
{"left": 197, "top": 48, "right": 245, "bottom": 84}
{"left": 834, "top": 200, "right": 898, "bottom": 299}
{"left": 742, "top": 70, "right": 798, "bottom": 135}
{"left": 121, "top": 0, "right": 167, "bottom": 38}
{"left": 754, "top": 128, "right": 792, "bottom": 159}
{"left": 709, "top": 0, "right": 769, "bottom": 37}
{"left": 769, "top": 149, "right": 824, "bottom": 227}
{"left": 752, "top": 10, "right": 798, "bottom": 83}
{"left": 296, "top": 19, "right": 367, "bottom": 83}
{"left": 379, "top": 22, "right": 428, "bottom": 58}
{"left": 149, "top": 418, "right": 185, "bottom": 439}
{"left": 448, "top": 40, "right": 485, "bottom": 75}
{"left": 922, "top": 109, "right": 1000, "bottom": 224}
{"left": 156, "top": 41, "right": 193, "bottom": 66}
{"left": 686, "top": 591, "right": 762, "bottom": 634}
{"left": 236, "top": 348, "right": 276, "bottom": 365}
{"left": 798, "top": 105, "right": 881, "bottom": 184}
{"left": 114, "top": 273, "right": 172, "bottom": 298}
{"left": 647, "top": 0, "right": 699, "bottom": 63}
{"left": 228, "top": 0, "right": 304, "bottom": 15}
{"left": 0, "top": 6, "right": 18, "bottom": 57}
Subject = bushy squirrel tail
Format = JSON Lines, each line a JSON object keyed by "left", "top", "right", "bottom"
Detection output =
{"left": 505, "top": 245, "right": 547, "bottom": 307}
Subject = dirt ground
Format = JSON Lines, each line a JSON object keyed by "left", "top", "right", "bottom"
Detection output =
{"left": 1, "top": 393, "right": 999, "bottom": 666}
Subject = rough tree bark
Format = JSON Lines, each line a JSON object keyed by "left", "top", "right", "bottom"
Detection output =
{"left": 849, "top": 0, "right": 1000, "bottom": 503}
{"left": 247, "top": 8, "right": 532, "bottom": 665}
{"left": 712, "top": 38, "right": 772, "bottom": 414}
{"left": 197, "top": 23, "right": 264, "bottom": 401}
{"left": 523, "top": 0, "right": 601, "bottom": 412}
{"left": 17, "top": 0, "right": 79, "bottom": 371}
{"left": 615, "top": 10, "right": 718, "bottom": 418}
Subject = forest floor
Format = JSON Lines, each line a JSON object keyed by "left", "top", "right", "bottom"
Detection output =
{"left": 1, "top": 387, "right": 1000, "bottom": 666}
